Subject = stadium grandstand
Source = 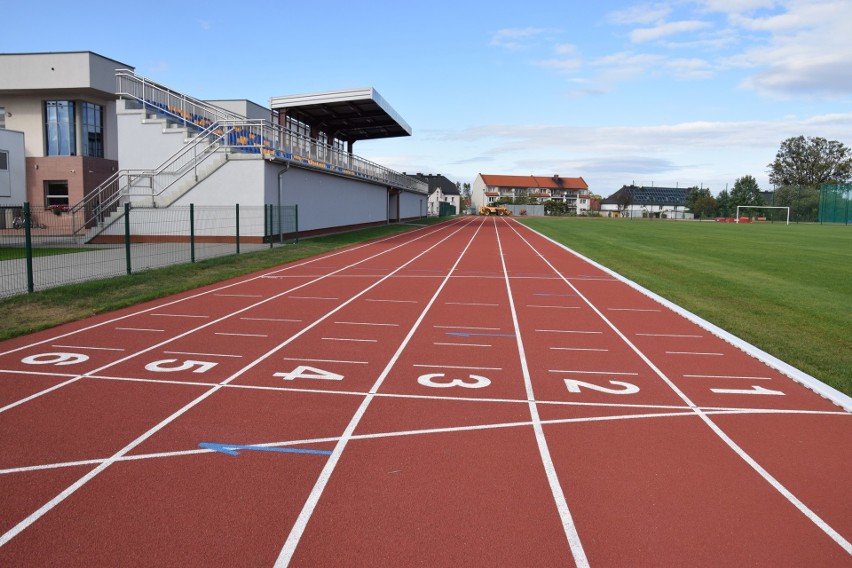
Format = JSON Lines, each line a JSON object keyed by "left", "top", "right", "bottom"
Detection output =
{"left": 0, "top": 51, "right": 428, "bottom": 241}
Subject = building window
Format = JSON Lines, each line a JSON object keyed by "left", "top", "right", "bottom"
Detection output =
{"left": 45, "top": 101, "right": 76, "bottom": 156}
{"left": 81, "top": 102, "right": 103, "bottom": 158}
{"left": 0, "top": 107, "right": 5, "bottom": 129}
{"left": 0, "top": 151, "right": 7, "bottom": 171}
{"left": 44, "top": 180, "right": 69, "bottom": 207}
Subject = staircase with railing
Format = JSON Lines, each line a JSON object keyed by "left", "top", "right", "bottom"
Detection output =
{"left": 71, "top": 69, "right": 427, "bottom": 238}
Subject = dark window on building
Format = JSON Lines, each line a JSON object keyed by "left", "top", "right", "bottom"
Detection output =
{"left": 0, "top": 151, "right": 8, "bottom": 171}
{"left": 81, "top": 102, "right": 104, "bottom": 158}
{"left": 45, "top": 101, "right": 76, "bottom": 156}
{"left": 44, "top": 180, "right": 69, "bottom": 207}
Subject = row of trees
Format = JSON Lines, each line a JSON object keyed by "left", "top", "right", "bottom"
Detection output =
{"left": 686, "top": 136, "right": 851, "bottom": 221}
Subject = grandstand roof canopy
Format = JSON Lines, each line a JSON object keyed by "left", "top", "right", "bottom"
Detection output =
{"left": 269, "top": 88, "right": 411, "bottom": 142}
{"left": 480, "top": 174, "right": 588, "bottom": 190}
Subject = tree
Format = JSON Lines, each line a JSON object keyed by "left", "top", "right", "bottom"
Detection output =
{"left": 768, "top": 136, "right": 852, "bottom": 188}
{"left": 775, "top": 185, "right": 820, "bottom": 222}
{"left": 457, "top": 182, "right": 472, "bottom": 210}
{"left": 615, "top": 188, "right": 633, "bottom": 217}
{"left": 716, "top": 189, "right": 731, "bottom": 217}
{"left": 544, "top": 200, "right": 568, "bottom": 216}
{"left": 692, "top": 195, "right": 718, "bottom": 219}
{"left": 685, "top": 186, "right": 711, "bottom": 213}
{"left": 729, "top": 175, "right": 764, "bottom": 211}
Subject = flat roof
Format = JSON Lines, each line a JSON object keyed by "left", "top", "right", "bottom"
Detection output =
{"left": 269, "top": 87, "right": 411, "bottom": 142}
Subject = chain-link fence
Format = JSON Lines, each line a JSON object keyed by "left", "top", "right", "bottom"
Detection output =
{"left": 0, "top": 203, "right": 297, "bottom": 298}
{"left": 818, "top": 183, "right": 851, "bottom": 224}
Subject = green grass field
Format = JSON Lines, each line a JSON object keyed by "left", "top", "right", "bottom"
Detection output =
{"left": 519, "top": 218, "right": 851, "bottom": 397}
{"left": 0, "top": 220, "right": 443, "bottom": 342}
{"left": 0, "top": 247, "right": 94, "bottom": 260}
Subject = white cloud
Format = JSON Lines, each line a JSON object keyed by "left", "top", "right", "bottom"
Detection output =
{"left": 608, "top": 3, "right": 673, "bottom": 25}
{"left": 666, "top": 57, "right": 715, "bottom": 79}
{"left": 437, "top": 113, "right": 852, "bottom": 191}
{"left": 723, "top": 0, "right": 852, "bottom": 97}
{"left": 489, "top": 27, "right": 556, "bottom": 50}
{"left": 630, "top": 19, "right": 713, "bottom": 43}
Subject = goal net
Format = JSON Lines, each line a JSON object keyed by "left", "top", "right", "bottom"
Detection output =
{"left": 735, "top": 206, "right": 790, "bottom": 224}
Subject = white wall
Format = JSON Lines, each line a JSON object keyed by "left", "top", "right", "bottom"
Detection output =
{"left": 117, "top": 103, "right": 194, "bottom": 170}
{"left": 0, "top": 129, "right": 26, "bottom": 205}
{"left": 400, "top": 191, "right": 425, "bottom": 219}
{"left": 471, "top": 174, "right": 487, "bottom": 209}
{"left": 277, "top": 165, "right": 389, "bottom": 231}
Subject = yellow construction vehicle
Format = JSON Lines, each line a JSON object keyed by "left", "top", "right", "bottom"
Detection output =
{"left": 479, "top": 204, "right": 511, "bottom": 216}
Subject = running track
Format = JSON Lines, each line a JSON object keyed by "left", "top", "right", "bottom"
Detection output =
{"left": 0, "top": 217, "right": 849, "bottom": 566}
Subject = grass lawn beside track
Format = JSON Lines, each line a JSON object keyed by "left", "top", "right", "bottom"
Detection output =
{"left": 518, "top": 217, "right": 851, "bottom": 397}
{"left": 0, "top": 218, "right": 446, "bottom": 342}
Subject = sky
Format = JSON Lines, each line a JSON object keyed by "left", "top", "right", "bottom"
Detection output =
{"left": 3, "top": 0, "right": 851, "bottom": 196}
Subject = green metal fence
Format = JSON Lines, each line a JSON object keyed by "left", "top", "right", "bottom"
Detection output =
{"left": 0, "top": 203, "right": 298, "bottom": 298}
{"left": 818, "top": 183, "right": 851, "bottom": 224}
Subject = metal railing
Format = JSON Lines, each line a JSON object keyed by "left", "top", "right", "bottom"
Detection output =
{"left": 71, "top": 71, "right": 428, "bottom": 237}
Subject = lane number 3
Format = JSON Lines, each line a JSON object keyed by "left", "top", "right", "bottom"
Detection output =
{"left": 417, "top": 373, "right": 491, "bottom": 389}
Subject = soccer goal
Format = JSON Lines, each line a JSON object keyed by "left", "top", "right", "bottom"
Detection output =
{"left": 735, "top": 206, "right": 790, "bottom": 224}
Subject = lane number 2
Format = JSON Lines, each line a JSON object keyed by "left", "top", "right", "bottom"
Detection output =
{"left": 563, "top": 379, "right": 640, "bottom": 395}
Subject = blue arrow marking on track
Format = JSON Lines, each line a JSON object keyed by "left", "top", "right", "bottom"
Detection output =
{"left": 199, "top": 442, "right": 332, "bottom": 456}
{"left": 445, "top": 332, "right": 516, "bottom": 338}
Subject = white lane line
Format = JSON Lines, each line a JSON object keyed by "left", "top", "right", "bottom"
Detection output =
{"left": 214, "top": 332, "right": 269, "bottom": 338}
{"left": 433, "top": 342, "right": 492, "bottom": 348}
{"left": 608, "top": 307, "right": 661, "bottom": 312}
{"left": 321, "top": 337, "right": 378, "bottom": 343}
{"left": 494, "top": 218, "right": 589, "bottom": 568}
{"left": 282, "top": 357, "right": 368, "bottom": 365}
{"left": 274, "top": 216, "right": 487, "bottom": 567}
{"left": 366, "top": 299, "right": 417, "bottom": 303}
{"left": 0, "top": 217, "right": 473, "bottom": 550}
{"left": 445, "top": 301, "right": 498, "bottom": 306}
{"left": 536, "top": 329, "right": 603, "bottom": 334}
{"left": 550, "top": 347, "right": 609, "bottom": 352}
{"left": 434, "top": 325, "right": 501, "bottom": 331}
{"left": 413, "top": 364, "right": 503, "bottom": 371}
{"left": 549, "top": 369, "right": 639, "bottom": 376}
{"left": 527, "top": 305, "right": 580, "bottom": 309}
{"left": 685, "top": 374, "right": 773, "bottom": 380}
{"left": 637, "top": 333, "right": 703, "bottom": 338}
{"left": 150, "top": 313, "right": 210, "bottom": 319}
{"left": 51, "top": 345, "right": 126, "bottom": 352}
{"left": 164, "top": 351, "right": 243, "bottom": 359}
{"left": 241, "top": 317, "right": 302, "bottom": 322}
{"left": 289, "top": 296, "right": 339, "bottom": 300}
{"left": 334, "top": 321, "right": 399, "bottom": 327}
{"left": 115, "top": 328, "right": 163, "bottom": 332}
{"left": 510, "top": 220, "right": 852, "bottom": 556}
{"left": 214, "top": 294, "right": 264, "bottom": 298}
{"left": 666, "top": 351, "right": 724, "bottom": 356}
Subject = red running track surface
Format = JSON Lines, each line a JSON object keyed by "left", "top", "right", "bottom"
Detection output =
{"left": 0, "top": 217, "right": 849, "bottom": 567}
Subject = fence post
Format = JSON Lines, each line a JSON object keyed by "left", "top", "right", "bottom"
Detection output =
{"left": 268, "top": 204, "right": 273, "bottom": 249}
{"left": 124, "top": 203, "right": 132, "bottom": 274}
{"left": 190, "top": 203, "right": 196, "bottom": 263}
{"left": 235, "top": 203, "right": 240, "bottom": 254}
{"left": 294, "top": 204, "right": 299, "bottom": 244}
{"left": 23, "top": 202, "right": 34, "bottom": 293}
